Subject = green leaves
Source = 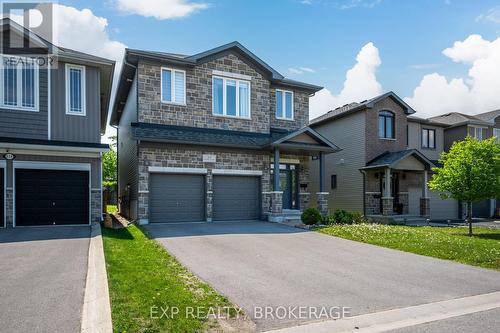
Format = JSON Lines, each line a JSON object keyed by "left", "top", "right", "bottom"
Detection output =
{"left": 429, "top": 136, "right": 500, "bottom": 203}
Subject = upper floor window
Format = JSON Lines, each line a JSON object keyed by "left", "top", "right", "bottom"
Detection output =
{"left": 161, "top": 68, "right": 185, "bottom": 105}
{"left": 0, "top": 56, "right": 39, "bottom": 111}
{"left": 472, "top": 126, "right": 486, "bottom": 140}
{"left": 422, "top": 128, "right": 436, "bottom": 149}
{"left": 65, "top": 64, "right": 86, "bottom": 116}
{"left": 493, "top": 128, "right": 500, "bottom": 143}
{"left": 378, "top": 110, "right": 395, "bottom": 139}
{"left": 212, "top": 76, "right": 250, "bottom": 119}
{"left": 276, "top": 89, "right": 293, "bottom": 120}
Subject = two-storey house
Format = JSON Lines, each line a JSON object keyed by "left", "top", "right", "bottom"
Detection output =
{"left": 111, "top": 42, "right": 340, "bottom": 224}
{"left": 0, "top": 19, "right": 115, "bottom": 227}
{"left": 429, "top": 110, "right": 500, "bottom": 218}
{"left": 309, "top": 92, "right": 459, "bottom": 221}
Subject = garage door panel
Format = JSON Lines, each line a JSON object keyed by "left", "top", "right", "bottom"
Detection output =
{"left": 213, "top": 176, "right": 260, "bottom": 221}
{"left": 16, "top": 169, "right": 89, "bottom": 226}
{"left": 150, "top": 174, "right": 205, "bottom": 223}
{"left": 0, "top": 168, "right": 4, "bottom": 228}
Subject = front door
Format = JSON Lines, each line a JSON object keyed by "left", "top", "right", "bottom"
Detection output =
{"left": 272, "top": 164, "right": 298, "bottom": 210}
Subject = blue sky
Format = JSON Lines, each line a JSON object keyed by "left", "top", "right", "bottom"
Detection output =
{"left": 41, "top": 0, "right": 500, "bottom": 127}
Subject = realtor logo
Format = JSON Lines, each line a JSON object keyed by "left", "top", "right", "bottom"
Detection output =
{"left": 1, "top": 1, "right": 56, "bottom": 58}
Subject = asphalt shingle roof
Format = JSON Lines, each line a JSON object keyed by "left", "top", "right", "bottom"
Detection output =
{"left": 365, "top": 149, "right": 434, "bottom": 169}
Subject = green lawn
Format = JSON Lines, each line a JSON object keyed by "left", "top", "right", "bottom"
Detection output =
{"left": 317, "top": 224, "right": 500, "bottom": 270}
{"left": 102, "top": 225, "right": 240, "bottom": 333}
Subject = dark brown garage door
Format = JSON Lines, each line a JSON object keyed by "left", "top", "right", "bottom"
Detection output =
{"left": 213, "top": 176, "right": 260, "bottom": 221}
{"left": 149, "top": 173, "right": 205, "bottom": 223}
{"left": 0, "top": 168, "right": 4, "bottom": 228}
{"left": 15, "top": 169, "right": 89, "bottom": 226}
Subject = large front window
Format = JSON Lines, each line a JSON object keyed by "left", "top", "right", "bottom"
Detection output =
{"left": 472, "top": 127, "right": 486, "bottom": 140}
{"left": 276, "top": 89, "right": 293, "bottom": 120}
{"left": 378, "top": 110, "right": 395, "bottom": 139}
{"left": 212, "top": 76, "right": 250, "bottom": 118}
{"left": 65, "top": 64, "right": 86, "bottom": 115}
{"left": 0, "top": 56, "right": 38, "bottom": 111}
{"left": 494, "top": 128, "right": 500, "bottom": 143}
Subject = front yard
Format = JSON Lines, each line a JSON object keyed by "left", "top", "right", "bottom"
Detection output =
{"left": 317, "top": 224, "right": 500, "bottom": 270}
{"left": 102, "top": 225, "right": 244, "bottom": 332}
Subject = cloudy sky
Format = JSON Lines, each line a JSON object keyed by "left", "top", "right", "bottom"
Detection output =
{"left": 6, "top": 0, "right": 500, "bottom": 140}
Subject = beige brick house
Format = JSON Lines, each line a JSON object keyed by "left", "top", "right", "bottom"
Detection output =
{"left": 111, "top": 42, "right": 340, "bottom": 224}
{"left": 309, "top": 92, "right": 460, "bottom": 221}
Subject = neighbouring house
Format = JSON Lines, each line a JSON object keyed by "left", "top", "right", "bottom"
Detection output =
{"left": 111, "top": 42, "right": 340, "bottom": 224}
{"left": 309, "top": 92, "right": 460, "bottom": 221}
{"left": 0, "top": 19, "right": 115, "bottom": 227}
{"left": 428, "top": 110, "right": 500, "bottom": 218}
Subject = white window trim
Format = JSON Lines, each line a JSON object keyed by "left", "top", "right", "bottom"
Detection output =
{"left": 471, "top": 126, "right": 487, "bottom": 140}
{"left": 493, "top": 128, "right": 500, "bottom": 142}
{"left": 212, "top": 75, "right": 251, "bottom": 119}
{"left": 65, "top": 64, "right": 86, "bottom": 116}
{"left": 0, "top": 55, "right": 39, "bottom": 112}
{"left": 161, "top": 67, "right": 186, "bottom": 106}
{"left": 275, "top": 89, "right": 294, "bottom": 121}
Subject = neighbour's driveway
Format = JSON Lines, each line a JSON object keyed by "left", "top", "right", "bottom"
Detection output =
{"left": 144, "top": 221, "right": 500, "bottom": 332}
{"left": 0, "top": 226, "right": 90, "bottom": 333}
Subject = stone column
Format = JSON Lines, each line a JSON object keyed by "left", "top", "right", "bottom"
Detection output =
{"left": 91, "top": 189, "right": 103, "bottom": 223}
{"left": 268, "top": 191, "right": 283, "bottom": 222}
{"left": 316, "top": 192, "right": 329, "bottom": 216}
{"left": 382, "top": 168, "right": 393, "bottom": 216}
{"left": 382, "top": 197, "right": 394, "bottom": 216}
{"left": 420, "top": 198, "right": 430, "bottom": 217}
{"left": 299, "top": 192, "right": 311, "bottom": 211}
{"left": 206, "top": 171, "right": 213, "bottom": 222}
{"left": 137, "top": 192, "right": 149, "bottom": 224}
{"left": 5, "top": 187, "right": 13, "bottom": 228}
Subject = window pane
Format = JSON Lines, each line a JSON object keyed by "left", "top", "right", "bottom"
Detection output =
{"left": 174, "top": 71, "right": 185, "bottom": 104}
{"left": 161, "top": 69, "right": 172, "bottom": 102}
{"left": 285, "top": 92, "right": 293, "bottom": 119}
{"left": 378, "top": 116, "right": 385, "bottom": 138}
{"left": 69, "top": 68, "right": 82, "bottom": 113}
{"left": 276, "top": 90, "right": 283, "bottom": 118}
{"left": 4, "top": 62, "right": 17, "bottom": 106}
{"left": 213, "top": 78, "right": 223, "bottom": 115}
{"left": 22, "top": 62, "right": 35, "bottom": 108}
{"left": 429, "top": 130, "right": 435, "bottom": 148}
{"left": 226, "top": 80, "right": 236, "bottom": 116}
{"left": 386, "top": 117, "right": 393, "bottom": 138}
{"left": 422, "top": 130, "right": 428, "bottom": 148}
{"left": 239, "top": 81, "right": 249, "bottom": 118}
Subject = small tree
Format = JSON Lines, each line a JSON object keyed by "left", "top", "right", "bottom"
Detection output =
{"left": 429, "top": 136, "right": 500, "bottom": 236}
{"left": 103, "top": 136, "right": 117, "bottom": 188}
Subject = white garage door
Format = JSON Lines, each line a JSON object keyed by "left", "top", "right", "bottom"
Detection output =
{"left": 429, "top": 190, "right": 458, "bottom": 220}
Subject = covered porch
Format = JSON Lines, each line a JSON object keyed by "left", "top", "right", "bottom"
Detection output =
{"left": 267, "top": 127, "right": 341, "bottom": 222}
{"left": 361, "top": 149, "right": 435, "bottom": 218}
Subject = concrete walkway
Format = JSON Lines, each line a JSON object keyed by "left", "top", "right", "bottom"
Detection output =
{"left": 0, "top": 226, "right": 90, "bottom": 333}
{"left": 145, "top": 221, "right": 500, "bottom": 332}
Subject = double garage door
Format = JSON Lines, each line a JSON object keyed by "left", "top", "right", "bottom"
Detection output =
{"left": 149, "top": 173, "right": 260, "bottom": 223}
{"left": 15, "top": 169, "right": 89, "bottom": 226}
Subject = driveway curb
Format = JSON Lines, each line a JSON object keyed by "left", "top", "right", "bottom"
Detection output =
{"left": 81, "top": 223, "right": 113, "bottom": 333}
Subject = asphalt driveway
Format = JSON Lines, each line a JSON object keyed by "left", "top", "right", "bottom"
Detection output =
{"left": 0, "top": 226, "right": 90, "bottom": 333}
{"left": 144, "top": 221, "right": 500, "bottom": 332}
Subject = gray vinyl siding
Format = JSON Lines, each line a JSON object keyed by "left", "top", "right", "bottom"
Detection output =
{"left": 118, "top": 74, "right": 139, "bottom": 219}
{"left": 310, "top": 111, "right": 366, "bottom": 213}
{"left": 50, "top": 62, "right": 101, "bottom": 143}
{"left": 443, "top": 125, "right": 468, "bottom": 151}
{"left": 0, "top": 68, "right": 48, "bottom": 139}
{"left": 407, "top": 122, "right": 445, "bottom": 161}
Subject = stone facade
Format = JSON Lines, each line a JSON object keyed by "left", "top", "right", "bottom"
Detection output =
{"left": 137, "top": 52, "right": 310, "bottom": 134}
{"left": 382, "top": 197, "right": 394, "bottom": 216}
{"left": 91, "top": 190, "right": 102, "bottom": 223}
{"left": 317, "top": 192, "right": 329, "bottom": 216}
{"left": 5, "top": 188, "right": 13, "bottom": 228}
{"left": 268, "top": 191, "right": 284, "bottom": 222}
{"left": 365, "top": 192, "right": 381, "bottom": 215}
{"left": 299, "top": 192, "right": 311, "bottom": 212}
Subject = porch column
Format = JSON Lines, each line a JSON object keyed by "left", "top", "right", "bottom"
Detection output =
{"left": 382, "top": 167, "right": 393, "bottom": 216}
{"left": 316, "top": 152, "right": 329, "bottom": 216}
{"left": 269, "top": 148, "right": 283, "bottom": 222}
{"left": 420, "top": 170, "right": 430, "bottom": 217}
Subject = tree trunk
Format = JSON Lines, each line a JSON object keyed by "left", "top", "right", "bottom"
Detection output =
{"left": 467, "top": 201, "right": 473, "bottom": 236}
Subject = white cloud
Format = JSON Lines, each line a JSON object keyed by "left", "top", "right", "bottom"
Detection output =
{"left": 116, "top": 0, "right": 208, "bottom": 20}
{"left": 310, "top": 42, "right": 382, "bottom": 119}
{"left": 300, "top": 0, "right": 313, "bottom": 4}
{"left": 477, "top": 6, "right": 500, "bottom": 24}
{"left": 405, "top": 35, "right": 500, "bottom": 118}
{"left": 340, "top": 0, "right": 382, "bottom": 10}
{"left": 409, "top": 63, "right": 441, "bottom": 70}
{"left": 288, "top": 66, "right": 316, "bottom": 75}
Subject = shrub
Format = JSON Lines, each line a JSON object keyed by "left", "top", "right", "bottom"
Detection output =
{"left": 351, "top": 212, "right": 368, "bottom": 224}
{"left": 332, "top": 209, "right": 354, "bottom": 225}
{"left": 321, "top": 215, "right": 336, "bottom": 225}
{"left": 301, "top": 208, "right": 322, "bottom": 225}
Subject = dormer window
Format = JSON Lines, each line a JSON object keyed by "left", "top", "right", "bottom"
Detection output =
{"left": 378, "top": 110, "right": 395, "bottom": 139}
{"left": 276, "top": 89, "right": 293, "bottom": 120}
{"left": 0, "top": 56, "right": 39, "bottom": 111}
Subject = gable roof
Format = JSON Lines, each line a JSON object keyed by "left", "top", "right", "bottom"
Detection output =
{"left": 362, "top": 149, "right": 434, "bottom": 170}
{"left": 270, "top": 127, "right": 341, "bottom": 153}
{"left": 474, "top": 109, "right": 500, "bottom": 123}
{"left": 428, "top": 112, "right": 490, "bottom": 127}
{"left": 310, "top": 91, "right": 416, "bottom": 126}
{"left": 1, "top": 18, "right": 115, "bottom": 134}
{"left": 111, "top": 42, "right": 323, "bottom": 125}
